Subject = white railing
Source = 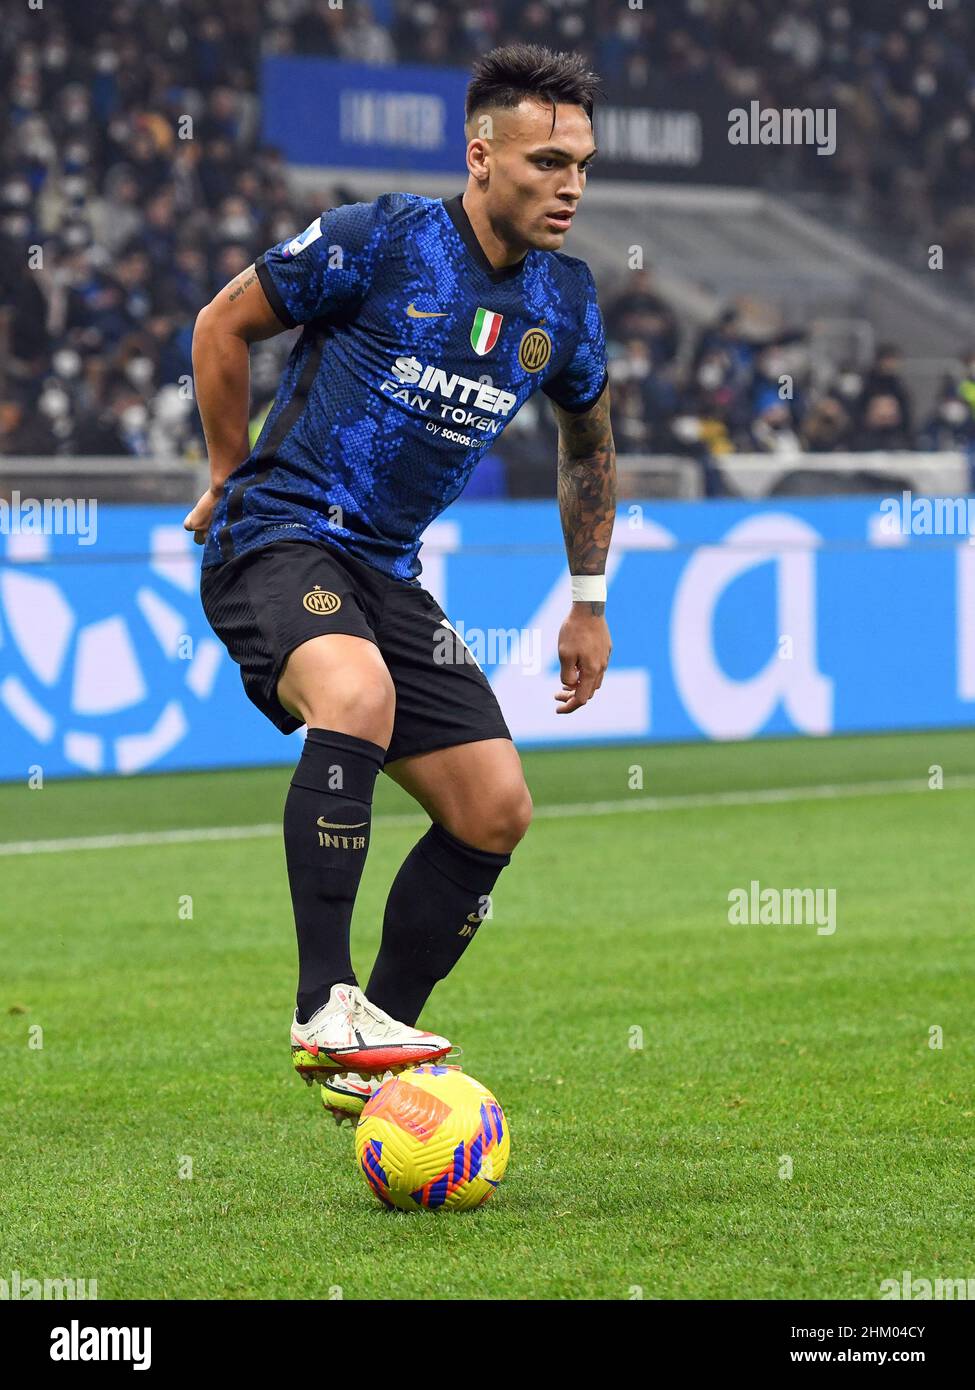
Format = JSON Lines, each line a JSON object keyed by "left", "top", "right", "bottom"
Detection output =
{"left": 0, "top": 453, "right": 971, "bottom": 503}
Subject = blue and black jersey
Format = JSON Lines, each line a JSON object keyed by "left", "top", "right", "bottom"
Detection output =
{"left": 204, "top": 193, "right": 607, "bottom": 582}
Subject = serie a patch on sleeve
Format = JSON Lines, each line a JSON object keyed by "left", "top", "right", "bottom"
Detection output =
{"left": 283, "top": 216, "right": 323, "bottom": 259}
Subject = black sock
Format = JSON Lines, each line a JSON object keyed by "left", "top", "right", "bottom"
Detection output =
{"left": 365, "top": 823, "right": 511, "bottom": 1026}
{"left": 285, "top": 728, "right": 384, "bottom": 1024}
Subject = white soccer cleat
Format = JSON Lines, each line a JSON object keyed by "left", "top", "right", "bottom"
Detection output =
{"left": 291, "top": 982, "right": 451, "bottom": 1084}
{"left": 346, "top": 985, "right": 452, "bottom": 1068}
{"left": 320, "top": 1070, "right": 393, "bottom": 1126}
{"left": 321, "top": 1061, "right": 466, "bottom": 1127}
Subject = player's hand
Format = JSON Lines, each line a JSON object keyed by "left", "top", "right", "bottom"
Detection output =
{"left": 183, "top": 486, "right": 222, "bottom": 546}
{"left": 555, "top": 608, "right": 612, "bottom": 714}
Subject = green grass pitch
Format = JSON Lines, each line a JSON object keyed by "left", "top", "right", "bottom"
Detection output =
{"left": 2, "top": 729, "right": 973, "bottom": 1300}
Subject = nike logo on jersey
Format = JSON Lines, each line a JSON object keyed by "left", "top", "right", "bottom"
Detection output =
{"left": 406, "top": 302, "right": 448, "bottom": 318}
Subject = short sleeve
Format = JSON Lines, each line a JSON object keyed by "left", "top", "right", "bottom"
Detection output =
{"left": 255, "top": 200, "right": 385, "bottom": 328}
{"left": 542, "top": 265, "right": 609, "bottom": 413}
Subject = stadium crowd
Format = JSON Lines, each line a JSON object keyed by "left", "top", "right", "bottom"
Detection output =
{"left": 390, "top": 0, "right": 975, "bottom": 232}
{"left": 2, "top": 0, "right": 974, "bottom": 480}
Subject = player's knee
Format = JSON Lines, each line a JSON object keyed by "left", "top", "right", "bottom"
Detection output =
{"left": 318, "top": 677, "right": 394, "bottom": 743}
{"left": 463, "top": 780, "right": 533, "bottom": 853}
{"left": 507, "top": 783, "right": 534, "bottom": 846}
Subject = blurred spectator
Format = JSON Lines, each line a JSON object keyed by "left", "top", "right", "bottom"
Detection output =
{"left": 605, "top": 269, "right": 679, "bottom": 367}
{"left": 0, "top": 391, "right": 59, "bottom": 456}
{"left": 339, "top": 4, "right": 395, "bottom": 65}
{"left": 918, "top": 377, "right": 975, "bottom": 451}
{"left": 74, "top": 385, "right": 152, "bottom": 456}
{"left": 748, "top": 399, "right": 802, "bottom": 455}
{"left": 956, "top": 349, "right": 975, "bottom": 426}
{"left": 856, "top": 345, "right": 915, "bottom": 441}
{"left": 850, "top": 393, "right": 913, "bottom": 452}
{"left": 827, "top": 363, "right": 868, "bottom": 420}
{"left": 800, "top": 397, "right": 852, "bottom": 453}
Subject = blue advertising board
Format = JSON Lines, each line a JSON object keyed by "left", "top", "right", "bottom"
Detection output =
{"left": 260, "top": 56, "right": 760, "bottom": 184}
{"left": 0, "top": 497, "right": 972, "bottom": 780}
{"left": 261, "top": 56, "right": 470, "bottom": 172}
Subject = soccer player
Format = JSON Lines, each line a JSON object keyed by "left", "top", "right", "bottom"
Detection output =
{"left": 184, "top": 44, "right": 616, "bottom": 1120}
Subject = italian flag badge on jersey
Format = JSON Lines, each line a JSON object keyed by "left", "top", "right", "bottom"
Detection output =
{"left": 470, "top": 307, "right": 503, "bottom": 355}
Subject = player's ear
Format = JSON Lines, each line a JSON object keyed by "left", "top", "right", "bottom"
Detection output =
{"left": 466, "top": 135, "right": 491, "bottom": 184}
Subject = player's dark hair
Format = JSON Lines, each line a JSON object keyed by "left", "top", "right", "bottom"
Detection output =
{"left": 465, "top": 44, "right": 600, "bottom": 128}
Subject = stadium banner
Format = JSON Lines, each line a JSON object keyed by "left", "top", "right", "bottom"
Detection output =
{"left": 0, "top": 496, "right": 973, "bottom": 780}
{"left": 261, "top": 57, "right": 470, "bottom": 172}
{"left": 260, "top": 58, "right": 756, "bottom": 185}
{"left": 594, "top": 75, "right": 760, "bottom": 185}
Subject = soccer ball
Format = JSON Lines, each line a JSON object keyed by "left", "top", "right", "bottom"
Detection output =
{"left": 354, "top": 1065, "right": 509, "bottom": 1211}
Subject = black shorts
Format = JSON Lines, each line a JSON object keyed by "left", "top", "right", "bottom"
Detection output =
{"left": 200, "top": 539, "right": 511, "bottom": 763}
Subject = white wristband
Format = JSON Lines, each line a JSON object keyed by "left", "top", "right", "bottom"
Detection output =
{"left": 570, "top": 574, "right": 607, "bottom": 604}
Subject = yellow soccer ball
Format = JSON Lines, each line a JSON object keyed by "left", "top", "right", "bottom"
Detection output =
{"left": 354, "top": 1065, "right": 510, "bottom": 1211}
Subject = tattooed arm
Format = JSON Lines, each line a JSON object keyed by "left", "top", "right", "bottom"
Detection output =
{"left": 183, "top": 263, "right": 286, "bottom": 545}
{"left": 551, "top": 381, "right": 616, "bottom": 713}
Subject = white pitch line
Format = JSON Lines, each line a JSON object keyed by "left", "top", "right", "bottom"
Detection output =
{"left": 1, "top": 773, "right": 974, "bottom": 857}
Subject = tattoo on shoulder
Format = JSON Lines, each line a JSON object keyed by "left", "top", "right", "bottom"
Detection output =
{"left": 228, "top": 270, "right": 258, "bottom": 304}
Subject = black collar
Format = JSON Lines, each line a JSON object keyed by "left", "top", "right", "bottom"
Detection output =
{"left": 443, "top": 194, "right": 526, "bottom": 283}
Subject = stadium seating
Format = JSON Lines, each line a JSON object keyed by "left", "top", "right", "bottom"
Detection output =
{"left": 2, "top": 0, "right": 973, "bottom": 487}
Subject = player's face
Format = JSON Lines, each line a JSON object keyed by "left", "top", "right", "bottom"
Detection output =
{"left": 474, "top": 101, "right": 596, "bottom": 252}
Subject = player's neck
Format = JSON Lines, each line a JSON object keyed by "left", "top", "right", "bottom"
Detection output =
{"left": 461, "top": 189, "right": 529, "bottom": 271}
